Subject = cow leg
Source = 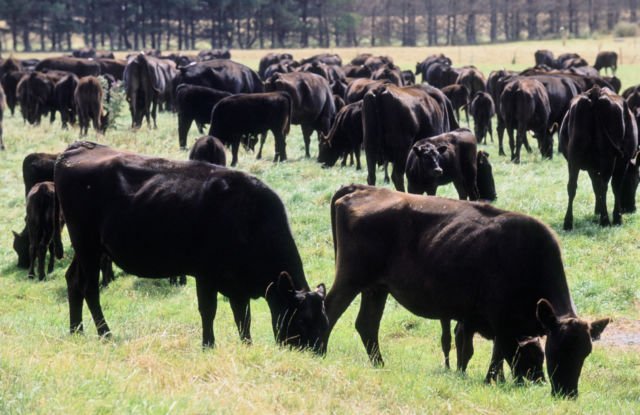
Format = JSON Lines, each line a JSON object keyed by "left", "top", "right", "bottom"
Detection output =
{"left": 257, "top": 132, "right": 267, "bottom": 160}
{"left": 28, "top": 238, "right": 37, "bottom": 279}
{"left": 465, "top": 107, "right": 470, "bottom": 126}
{"left": 178, "top": 115, "right": 192, "bottom": 149}
{"left": 355, "top": 287, "right": 388, "bottom": 367}
{"left": 522, "top": 133, "right": 532, "bottom": 154}
{"left": 301, "top": 125, "right": 314, "bottom": 158}
{"left": 322, "top": 279, "right": 361, "bottom": 355}
{"left": 489, "top": 120, "right": 494, "bottom": 143}
{"left": 440, "top": 319, "right": 452, "bottom": 369}
{"left": 497, "top": 117, "right": 506, "bottom": 156}
{"left": 453, "top": 180, "right": 469, "bottom": 200}
{"left": 589, "top": 170, "right": 612, "bottom": 227}
{"left": 81, "top": 255, "right": 111, "bottom": 337}
{"left": 484, "top": 341, "right": 506, "bottom": 384}
{"left": 230, "top": 139, "right": 240, "bottom": 167}
{"left": 229, "top": 297, "right": 252, "bottom": 344}
{"left": 391, "top": 163, "right": 405, "bottom": 192}
{"left": 37, "top": 241, "right": 47, "bottom": 281}
{"left": 355, "top": 147, "right": 362, "bottom": 170}
{"left": 47, "top": 242, "right": 55, "bottom": 274}
{"left": 506, "top": 127, "right": 516, "bottom": 162}
{"left": 514, "top": 127, "right": 526, "bottom": 164}
{"left": 100, "top": 254, "right": 114, "bottom": 287}
{"left": 564, "top": 164, "right": 580, "bottom": 231}
{"left": 455, "top": 323, "right": 475, "bottom": 372}
{"left": 341, "top": 152, "right": 348, "bottom": 167}
{"left": 383, "top": 163, "right": 390, "bottom": 184}
{"left": 196, "top": 276, "right": 218, "bottom": 348}
{"left": 611, "top": 160, "right": 625, "bottom": 226}
{"left": 151, "top": 97, "right": 158, "bottom": 129}
{"left": 66, "top": 257, "right": 84, "bottom": 334}
{"left": 365, "top": 152, "right": 377, "bottom": 186}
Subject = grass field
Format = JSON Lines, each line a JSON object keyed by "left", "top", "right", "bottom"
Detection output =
{"left": 1, "top": 39, "right": 640, "bottom": 414}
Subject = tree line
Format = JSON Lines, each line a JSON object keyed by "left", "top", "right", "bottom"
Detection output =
{"left": 0, "top": 0, "right": 638, "bottom": 52}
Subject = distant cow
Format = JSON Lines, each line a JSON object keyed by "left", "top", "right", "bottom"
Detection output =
{"left": 323, "top": 184, "right": 610, "bottom": 398}
{"left": 594, "top": 51, "right": 618, "bottom": 75}
{"left": 259, "top": 53, "right": 294, "bottom": 79}
{"left": 603, "top": 76, "right": 621, "bottom": 94}
{"left": 35, "top": 57, "right": 100, "bottom": 78}
{"left": 560, "top": 86, "right": 638, "bottom": 230}
{"left": 17, "top": 72, "right": 56, "bottom": 125}
{"left": 500, "top": 78, "right": 552, "bottom": 163}
{"left": 401, "top": 70, "right": 416, "bottom": 86}
{"left": 534, "top": 50, "right": 555, "bottom": 67}
{"left": 24, "top": 182, "right": 63, "bottom": 280}
{"left": 173, "top": 59, "right": 263, "bottom": 96}
{"left": 74, "top": 76, "right": 108, "bottom": 135}
{"left": 415, "top": 54, "right": 452, "bottom": 83}
{"left": 1, "top": 70, "right": 25, "bottom": 116}
{"left": 300, "top": 53, "right": 342, "bottom": 67}
{"left": 188, "top": 136, "right": 227, "bottom": 166}
{"left": 54, "top": 74, "right": 79, "bottom": 129}
{"left": 371, "top": 64, "right": 403, "bottom": 86}
{"left": 456, "top": 66, "right": 486, "bottom": 97}
{"left": 264, "top": 72, "right": 335, "bottom": 158}
{"left": 318, "top": 101, "right": 363, "bottom": 170}
{"left": 176, "top": 84, "right": 232, "bottom": 149}
{"left": 469, "top": 92, "right": 495, "bottom": 144}
{"left": 405, "top": 129, "right": 480, "bottom": 200}
{"left": 97, "top": 59, "right": 126, "bottom": 80}
{"left": 345, "top": 78, "right": 386, "bottom": 104}
{"left": 197, "top": 49, "right": 231, "bottom": 61}
{"left": 55, "top": 141, "right": 329, "bottom": 351}
{"left": 476, "top": 150, "right": 497, "bottom": 201}
{"left": 442, "top": 84, "right": 469, "bottom": 124}
{"left": 209, "top": 91, "right": 293, "bottom": 165}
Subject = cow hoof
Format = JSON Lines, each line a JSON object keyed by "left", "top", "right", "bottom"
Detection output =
{"left": 563, "top": 221, "right": 573, "bottom": 231}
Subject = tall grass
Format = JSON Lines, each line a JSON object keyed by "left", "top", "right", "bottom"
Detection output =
{"left": 0, "top": 42, "right": 639, "bottom": 414}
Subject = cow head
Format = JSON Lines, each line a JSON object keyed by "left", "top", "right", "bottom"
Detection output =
{"left": 12, "top": 229, "right": 29, "bottom": 268}
{"left": 266, "top": 272, "right": 329, "bottom": 353}
{"left": 536, "top": 299, "right": 610, "bottom": 398}
{"left": 412, "top": 142, "right": 448, "bottom": 177}
{"left": 318, "top": 133, "right": 339, "bottom": 167}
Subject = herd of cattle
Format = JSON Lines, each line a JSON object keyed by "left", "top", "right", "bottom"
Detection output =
{"left": 4, "top": 46, "right": 636, "bottom": 399}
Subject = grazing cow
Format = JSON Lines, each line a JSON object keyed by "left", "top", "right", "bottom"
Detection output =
{"left": 560, "top": 86, "right": 638, "bottom": 230}
{"left": 173, "top": 59, "right": 263, "bottom": 96}
{"left": 405, "top": 129, "right": 480, "bottom": 200}
{"left": 54, "top": 74, "right": 79, "bottom": 129}
{"left": 263, "top": 61, "right": 296, "bottom": 80}
{"left": 442, "top": 84, "right": 469, "bottom": 124}
{"left": 259, "top": 53, "right": 294, "bottom": 79}
{"left": 24, "top": 182, "right": 63, "bottom": 280}
{"left": 415, "top": 54, "right": 452, "bottom": 83}
{"left": 209, "top": 91, "right": 293, "bottom": 165}
{"left": 469, "top": 92, "right": 495, "bottom": 144}
{"left": 55, "top": 141, "right": 329, "bottom": 350}
{"left": 35, "top": 57, "right": 101, "bottom": 78}
{"left": 476, "top": 150, "right": 497, "bottom": 201}
{"left": 97, "top": 58, "right": 126, "bottom": 80}
{"left": 176, "top": 84, "right": 232, "bottom": 149}
{"left": 188, "top": 136, "right": 227, "bottom": 166}
{"left": 1, "top": 70, "right": 25, "bottom": 116}
{"left": 74, "top": 76, "right": 108, "bottom": 135}
{"left": 0, "top": 83, "right": 4, "bottom": 150}
{"left": 534, "top": 50, "right": 555, "bottom": 67}
{"left": 323, "top": 184, "right": 610, "bottom": 397}
{"left": 264, "top": 72, "right": 335, "bottom": 158}
{"left": 594, "top": 51, "right": 618, "bottom": 75}
{"left": 362, "top": 84, "right": 453, "bottom": 191}
{"left": 318, "top": 101, "right": 363, "bottom": 170}
{"left": 124, "top": 53, "right": 177, "bottom": 128}
{"left": 500, "top": 78, "right": 552, "bottom": 163}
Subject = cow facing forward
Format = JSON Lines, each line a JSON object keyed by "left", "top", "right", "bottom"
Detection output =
{"left": 55, "top": 142, "right": 328, "bottom": 350}
{"left": 323, "top": 184, "right": 609, "bottom": 398}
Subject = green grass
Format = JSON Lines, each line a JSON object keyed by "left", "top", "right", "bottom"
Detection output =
{"left": 1, "top": 41, "right": 640, "bottom": 414}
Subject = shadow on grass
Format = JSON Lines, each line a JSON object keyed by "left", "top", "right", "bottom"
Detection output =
{"left": 132, "top": 277, "right": 187, "bottom": 298}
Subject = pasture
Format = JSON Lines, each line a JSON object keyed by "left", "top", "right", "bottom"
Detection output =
{"left": 1, "top": 38, "right": 640, "bottom": 414}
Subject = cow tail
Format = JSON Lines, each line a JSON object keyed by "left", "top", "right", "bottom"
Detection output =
{"left": 283, "top": 92, "right": 293, "bottom": 136}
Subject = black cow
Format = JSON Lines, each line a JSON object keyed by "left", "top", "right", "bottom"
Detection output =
{"left": 323, "top": 184, "right": 610, "bottom": 397}
{"left": 264, "top": 72, "right": 335, "bottom": 158}
{"left": 401, "top": 70, "right": 416, "bottom": 86}
{"left": 603, "top": 76, "right": 621, "bottom": 94}
{"left": 415, "top": 54, "right": 452, "bottom": 83}
{"left": 534, "top": 50, "right": 555, "bottom": 67}
{"left": 560, "top": 86, "right": 638, "bottom": 230}
{"left": 55, "top": 141, "right": 329, "bottom": 351}
{"left": 556, "top": 53, "right": 582, "bottom": 68}
{"left": 500, "top": 78, "right": 552, "bottom": 163}
{"left": 35, "top": 57, "right": 101, "bottom": 78}
{"left": 405, "top": 129, "right": 480, "bottom": 200}
{"left": 424, "top": 63, "right": 459, "bottom": 89}
{"left": 97, "top": 59, "right": 126, "bottom": 80}
{"left": 362, "top": 84, "right": 453, "bottom": 191}
{"left": 173, "top": 59, "right": 263, "bottom": 96}
{"left": 476, "top": 150, "right": 497, "bottom": 201}
{"left": 300, "top": 53, "right": 342, "bottom": 66}
{"left": 54, "top": 74, "right": 79, "bottom": 129}
{"left": 17, "top": 72, "right": 56, "bottom": 125}
{"left": 318, "top": 101, "right": 363, "bottom": 170}
{"left": 371, "top": 64, "right": 403, "bottom": 86}
{"left": 176, "top": 84, "right": 232, "bottom": 149}
{"left": 456, "top": 66, "right": 486, "bottom": 97}
{"left": 1, "top": 70, "right": 25, "bottom": 116}
{"left": 350, "top": 53, "right": 373, "bottom": 66}
{"left": 345, "top": 78, "right": 386, "bottom": 103}
{"left": 594, "top": 51, "right": 618, "bottom": 75}
{"left": 188, "top": 136, "right": 227, "bottom": 166}
{"left": 24, "top": 182, "right": 63, "bottom": 281}
{"left": 124, "top": 53, "right": 177, "bottom": 128}
{"left": 442, "top": 84, "right": 469, "bottom": 124}
{"left": 469, "top": 92, "right": 495, "bottom": 144}
{"left": 209, "top": 91, "right": 293, "bottom": 165}
{"left": 197, "top": 49, "right": 231, "bottom": 61}
{"left": 75, "top": 76, "right": 108, "bottom": 135}
{"left": 259, "top": 53, "right": 294, "bottom": 79}
{"left": 623, "top": 85, "right": 640, "bottom": 113}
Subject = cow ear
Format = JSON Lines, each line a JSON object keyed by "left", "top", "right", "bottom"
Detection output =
{"left": 316, "top": 283, "right": 326, "bottom": 299}
{"left": 277, "top": 271, "right": 295, "bottom": 297}
{"left": 589, "top": 318, "right": 610, "bottom": 341}
{"left": 536, "top": 299, "right": 559, "bottom": 332}
{"left": 437, "top": 145, "right": 448, "bottom": 154}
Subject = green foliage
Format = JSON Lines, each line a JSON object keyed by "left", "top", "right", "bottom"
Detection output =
{"left": 98, "top": 76, "right": 126, "bottom": 131}
{"left": 613, "top": 22, "right": 638, "bottom": 38}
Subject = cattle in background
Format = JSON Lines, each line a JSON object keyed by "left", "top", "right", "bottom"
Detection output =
{"left": 97, "top": 59, "right": 126, "bottom": 80}
{"left": 300, "top": 53, "right": 342, "bottom": 66}
{"left": 371, "top": 64, "right": 403, "bottom": 86}
{"left": 362, "top": 84, "right": 453, "bottom": 191}
{"left": 534, "top": 50, "right": 555, "bottom": 67}
{"left": 176, "top": 84, "right": 232, "bottom": 149}
{"left": 0, "top": 83, "right": 4, "bottom": 150}
{"left": 24, "top": 182, "right": 63, "bottom": 281}
{"left": 350, "top": 53, "right": 372, "bottom": 65}
{"left": 622, "top": 85, "right": 640, "bottom": 113}
{"left": 35, "top": 57, "right": 101, "bottom": 78}
{"left": 362, "top": 55, "right": 394, "bottom": 72}
{"left": 500, "top": 78, "right": 552, "bottom": 163}
{"left": 345, "top": 78, "right": 386, "bottom": 103}
{"left": 173, "top": 59, "right": 263, "bottom": 96}
{"left": 209, "top": 92, "right": 293, "bottom": 165}
{"left": 188, "top": 136, "right": 227, "bottom": 166}
{"left": 17, "top": 72, "right": 56, "bottom": 125}
{"left": 424, "top": 63, "right": 459, "bottom": 89}
{"left": 343, "top": 64, "right": 372, "bottom": 78}
{"left": 469, "top": 92, "right": 495, "bottom": 145}
{"left": 442, "top": 84, "right": 469, "bottom": 124}
{"left": 476, "top": 150, "right": 497, "bottom": 201}
{"left": 405, "top": 129, "right": 480, "bottom": 200}
{"left": 124, "top": 52, "right": 177, "bottom": 128}
{"left": 594, "top": 51, "right": 618, "bottom": 75}
{"left": 1, "top": 70, "right": 25, "bottom": 116}
{"left": 264, "top": 72, "right": 335, "bottom": 158}
{"left": 415, "top": 54, "right": 452, "bottom": 83}
{"left": 603, "top": 76, "right": 621, "bottom": 94}
{"left": 72, "top": 48, "right": 113, "bottom": 59}
{"left": 555, "top": 53, "right": 582, "bottom": 68}
{"left": 55, "top": 141, "right": 329, "bottom": 351}
{"left": 0, "top": 56, "right": 21, "bottom": 78}
{"left": 324, "top": 184, "right": 610, "bottom": 397}
{"left": 259, "top": 53, "right": 294, "bottom": 79}
{"left": 197, "top": 49, "right": 231, "bottom": 61}
{"left": 318, "top": 101, "right": 363, "bottom": 170}
{"left": 401, "top": 70, "right": 415, "bottom": 86}
{"left": 74, "top": 76, "right": 108, "bottom": 135}
{"left": 456, "top": 66, "right": 486, "bottom": 97}
{"left": 487, "top": 69, "right": 518, "bottom": 156}
{"left": 54, "top": 74, "right": 79, "bottom": 129}
{"left": 560, "top": 86, "right": 638, "bottom": 230}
